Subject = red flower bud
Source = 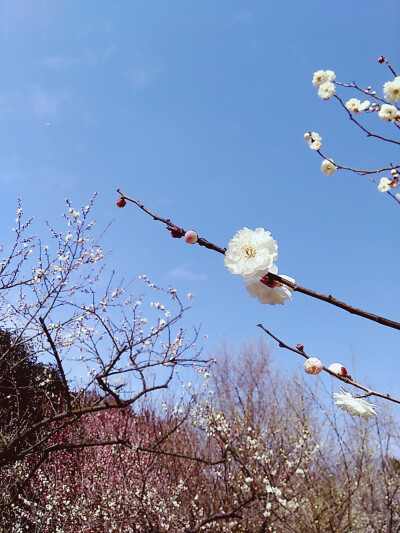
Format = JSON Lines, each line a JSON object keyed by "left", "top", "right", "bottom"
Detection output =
{"left": 116, "top": 197, "right": 126, "bottom": 208}
{"left": 260, "top": 274, "right": 275, "bottom": 288}
{"left": 378, "top": 56, "right": 385, "bottom": 64}
{"left": 296, "top": 343, "right": 304, "bottom": 352}
{"left": 169, "top": 226, "right": 184, "bottom": 238}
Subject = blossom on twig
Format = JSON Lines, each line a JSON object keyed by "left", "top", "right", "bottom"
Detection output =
{"left": 377, "top": 177, "right": 398, "bottom": 193}
{"left": 345, "top": 98, "right": 370, "bottom": 114}
{"left": 321, "top": 159, "right": 337, "bottom": 176}
{"left": 378, "top": 103, "right": 400, "bottom": 123}
{"left": 304, "top": 132, "right": 322, "bottom": 151}
{"left": 328, "top": 363, "right": 348, "bottom": 377}
{"left": 303, "top": 358, "right": 323, "bottom": 375}
{"left": 383, "top": 76, "right": 400, "bottom": 102}
{"left": 318, "top": 82, "right": 336, "bottom": 100}
{"left": 333, "top": 389, "right": 378, "bottom": 419}
{"left": 224, "top": 227, "right": 278, "bottom": 278}
{"left": 312, "top": 69, "right": 336, "bottom": 87}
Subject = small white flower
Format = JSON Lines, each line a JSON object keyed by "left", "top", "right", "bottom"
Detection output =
{"left": 318, "top": 81, "right": 336, "bottom": 100}
{"left": 328, "top": 362, "right": 347, "bottom": 377}
{"left": 383, "top": 76, "right": 400, "bottom": 102}
{"left": 305, "top": 131, "right": 322, "bottom": 151}
{"left": 333, "top": 389, "right": 378, "bottom": 419}
{"left": 244, "top": 271, "right": 294, "bottom": 305}
{"left": 304, "top": 358, "right": 323, "bottom": 375}
{"left": 184, "top": 230, "right": 198, "bottom": 244}
{"left": 224, "top": 227, "right": 278, "bottom": 278}
{"left": 312, "top": 69, "right": 336, "bottom": 87}
{"left": 321, "top": 159, "right": 337, "bottom": 176}
{"left": 378, "top": 177, "right": 391, "bottom": 193}
{"left": 345, "top": 98, "right": 370, "bottom": 114}
{"left": 378, "top": 103, "right": 400, "bottom": 122}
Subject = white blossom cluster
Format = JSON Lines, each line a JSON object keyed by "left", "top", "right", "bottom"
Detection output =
{"left": 312, "top": 69, "right": 336, "bottom": 100}
{"left": 224, "top": 228, "right": 294, "bottom": 305}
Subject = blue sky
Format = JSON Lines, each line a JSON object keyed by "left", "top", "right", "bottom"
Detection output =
{"left": 1, "top": 1, "right": 399, "bottom": 398}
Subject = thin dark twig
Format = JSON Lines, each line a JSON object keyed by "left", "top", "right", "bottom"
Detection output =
{"left": 39, "top": 317, "right": 72, "bottom": 411}
{"left": 257, "top": 324, "right": 400, "bottom": 406}
{"left": 334, "top": 95, "right": 400, "bottom": 146}
{"left": 118, "top": 191, "right": 400, "bottom": 331}
{"left": 266, "top": 273, "right": 400, "bottom": 331}
{"left": 116, "top": 189, "right": 227, "bottom": 255}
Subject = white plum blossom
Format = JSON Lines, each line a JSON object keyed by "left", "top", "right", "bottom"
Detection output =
{"left": 304, "top": 131, "right": 322, "bottom": 150}
{"left": 321, "top": 159, "right": 337, "bottom": 176}
{"left": 345, "top": 98, "right": 370, "bottom": 114}
{"left": 224, "top": 227, "right": 278, "bottom": 278}
{"left": 312, "top": 69, "right": 336, "bottom": 87}
{"left": 378, "top": 103, "right": 400, "bottom": 122}
{"left": 383, "top": 76, "right": 400, "bottom": 102}
{"left": 333, "top": 389, "right": 378, "bottom": 419}
{"left": 303, "top": 358, "right": 323, "bottom": 375}
{"left": 378, "top": 177, "right": 391, "bottom": 192}
{"left": 244, "top": 270, "right": 294, "bottom": 305}
{"left": 318, "top": 81, "right": 336, "bottom": 100}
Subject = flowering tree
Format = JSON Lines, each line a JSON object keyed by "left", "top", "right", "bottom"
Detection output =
{"left": 0, "top": 195, "right": 208, "bottom": 484}
{"left": 5, "top": 342, "right": 400, "bottom": 532}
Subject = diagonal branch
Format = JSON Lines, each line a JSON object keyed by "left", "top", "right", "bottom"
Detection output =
{"left": 257, "top": 324, "right": 400, "bottom": 406}
{"left": 118, "top": 191, "right": 400, "bottom": 331}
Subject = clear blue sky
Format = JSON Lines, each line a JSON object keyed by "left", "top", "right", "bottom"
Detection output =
{"left": 1, "top": 1, "right": 399, "bottom": 397}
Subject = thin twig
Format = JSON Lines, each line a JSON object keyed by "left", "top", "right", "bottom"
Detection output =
{"left": 257, "top": 324, "right": 400, "bottom": 406}
{"left": 39, "top": 317, "right": 72, "bottom": 411}
{"left": 334, "top": 94, "right": 400, "bottom": 146}
{"left": 116, "top": 189, "right": 227, "bottom": 255}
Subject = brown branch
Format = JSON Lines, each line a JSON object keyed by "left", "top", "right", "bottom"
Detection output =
{"left": 257, "top": 324, "right": 400, "bottom": 406}
{"left": 39, "top": 316, "right": 72, "bottom": 411}
{"left": 119, "top": 191, "right": 400, "bottom": 331}
{"left": 116, "top": 189, "right": 227, "bottom": 255}
{"left": 266, "top": 273, "right": 400, "bottom": 331}
{"left": 334, "top": 94, "right": 400, "bottom": 146}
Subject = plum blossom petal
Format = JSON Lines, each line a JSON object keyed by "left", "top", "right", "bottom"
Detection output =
{"left": 224, "top": 227, "right": 278, "bottom": 278}
{"left": 318, "top": 81, "right": 335, "bottom": 100}
{"left": 378, "top": 103, "right": 400, "bottom": 123}
{"left": 244, "top": 272, "right": 294, "bottom": 305}
{"left": 383, "top": 76, "right": 400, "bottom": 102}
{"left": 321, "top": 159, "right": 337, "bottom": 176}
{"left": 333, "top": 389, "right": 378, "bottom": 419}
{"left": 378, "top": 177, "right": 391, "bottom": 192}
{"left": 304, "top": 131, "right": 322, "bottom": 150}
{"left": 312, "top": 69, "right": 336, "bottom": 87}
{"left": 304, "top": 358, "right": 323, "bottom": 375}
{"left": 345, "top": 98, "right": 370, "bottom": 114}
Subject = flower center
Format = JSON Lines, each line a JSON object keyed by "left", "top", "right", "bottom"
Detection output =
{"left": 243, "top": 245, "right": 256, "bottom": 258}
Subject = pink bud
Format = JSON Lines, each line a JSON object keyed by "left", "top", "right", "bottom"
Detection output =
{"left": 328, "top": 363, "right": 347, "bottom": 377}
{"left": 304, "top": 358, "right": 323, "bottom": 375}
{"left": 184, "top": 230, "right": 198, "bottom": 244}
{"left": 169, "top": 226, "right": 184, "bottom": 238}
{"left": 378, "top": 56, "right": 385, "bottom": 64}
{"left": 296, "top": 343, "right": 304, "bottom": 351}
{"left": 116, "top": 197, "right": 126, "bottom": 208}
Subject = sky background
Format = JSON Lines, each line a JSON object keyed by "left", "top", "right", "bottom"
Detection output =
{"left": 1, "top": 1, "right": 399, "bottom": 403}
